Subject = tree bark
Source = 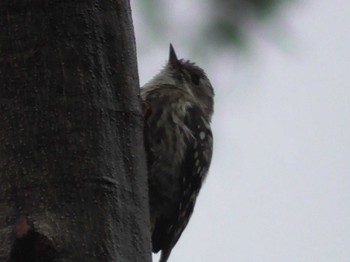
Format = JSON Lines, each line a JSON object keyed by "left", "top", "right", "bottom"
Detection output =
{"left": 0, "top": 0, "right": 151, "bottom": 261}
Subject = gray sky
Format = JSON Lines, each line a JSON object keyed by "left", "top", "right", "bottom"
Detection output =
{"left": 132, "top": 0, "right": 350, "bottom": 261}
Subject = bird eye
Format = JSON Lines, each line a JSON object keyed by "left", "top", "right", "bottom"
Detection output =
{"left": 191, "top": 74, "right": 200, "bottom": 85}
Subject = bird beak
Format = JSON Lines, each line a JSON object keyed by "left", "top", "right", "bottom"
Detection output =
{"left": 168, "top": 44, "right": 181, "bottom": 69}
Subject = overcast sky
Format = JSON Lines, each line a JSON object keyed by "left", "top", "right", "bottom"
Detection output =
{"left": 132, "top": 0, "right": 350, "bottom": 261}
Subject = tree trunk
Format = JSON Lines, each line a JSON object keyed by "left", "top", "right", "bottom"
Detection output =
{"left": 0, "top": 0, "right": 151, "bottom": 261}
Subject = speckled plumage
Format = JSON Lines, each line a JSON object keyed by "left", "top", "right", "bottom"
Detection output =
{"left": 141, "top": 45, "right": 214, "bottom": 262}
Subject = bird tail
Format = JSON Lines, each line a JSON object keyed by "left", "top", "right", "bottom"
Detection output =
{"left": 159, "top": 249, "right": 171, "bottom": 262}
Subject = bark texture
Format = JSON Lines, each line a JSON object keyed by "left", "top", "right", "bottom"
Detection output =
{"left": 0, "top": 0, "right": 151, "bottom": 261}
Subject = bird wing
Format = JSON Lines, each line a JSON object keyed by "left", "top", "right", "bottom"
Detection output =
{"left": 158, "top": 105, "right": 213, "bottom": 262}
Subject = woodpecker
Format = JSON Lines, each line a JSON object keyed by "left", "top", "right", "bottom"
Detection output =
{"left": 141, "top": 44, "right": 214, "bottom": 262}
